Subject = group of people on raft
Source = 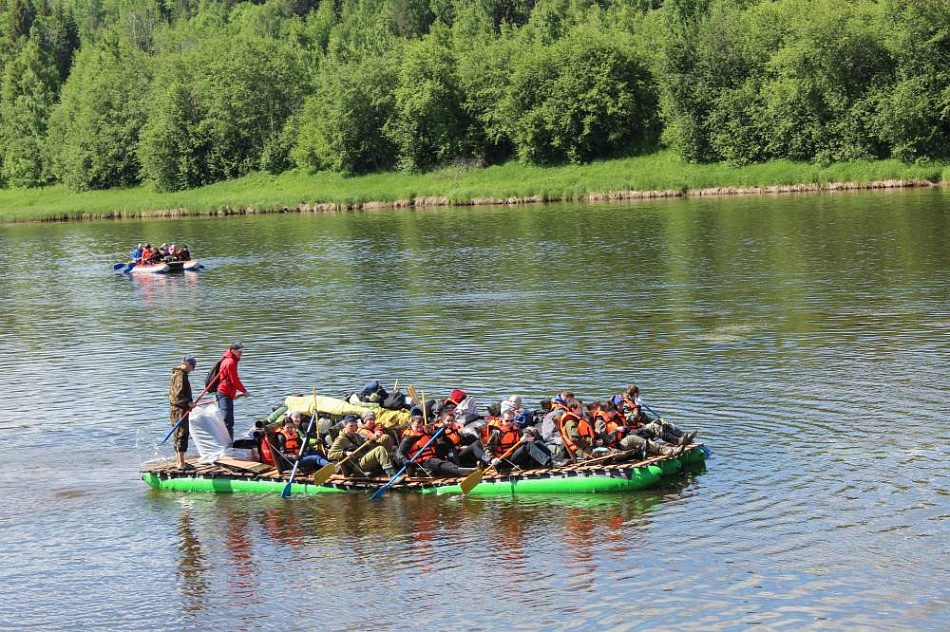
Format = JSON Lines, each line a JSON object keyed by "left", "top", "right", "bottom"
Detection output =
{"left": 168, "top": 349, "right": 699, "bottom": 479}
{"left": 131, "top": 242, "right": 191, "bottom": 264}
{"left": 257, "top": 382, "right": 697, "bottom": 481}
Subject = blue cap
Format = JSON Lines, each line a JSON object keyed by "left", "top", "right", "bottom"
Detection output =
{"left": 182, "top": 356, "right": 197, "bottom": 366}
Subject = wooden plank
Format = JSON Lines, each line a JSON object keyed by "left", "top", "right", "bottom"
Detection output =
{"left": 215, "top": 457, "right": 271, "bottom": 474}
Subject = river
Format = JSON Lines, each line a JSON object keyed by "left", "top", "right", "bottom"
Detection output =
{"left": 0, "top": 189, "right": 947, "bottom": 629}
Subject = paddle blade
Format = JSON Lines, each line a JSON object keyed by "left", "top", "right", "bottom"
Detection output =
{"left": 368, "top": 484, "right": 389, "bottom": 501}
{"left": 280, "top": 480, "right": 293, "bottom": 498}
{"left": 123, "top": 263, "right": 136, "bottom": 273}
{"left": 113, "top": 262, "right": 127, "bottom": 270}
{"left": 459, "top": 469, "right": 485, "bottom": 494}
{"left": 311, "top": 462, "right": 337, "bottom": 486}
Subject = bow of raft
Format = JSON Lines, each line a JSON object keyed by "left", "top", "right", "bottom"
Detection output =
{"left": 141, "top": 445, "right": 707, "bottom": 496}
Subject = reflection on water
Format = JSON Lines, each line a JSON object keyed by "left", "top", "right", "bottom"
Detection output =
{"left": 0, "top": 190, "right": 948, "bottom": 629}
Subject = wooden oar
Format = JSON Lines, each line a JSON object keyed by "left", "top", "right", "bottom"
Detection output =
{"left": 281, "top": 405, "right": 317, "bottom": 499}
{"left": 369, "top": 427, "right": 444, "bottom": 500}
{"left": 460, "top": 439, "right": 523, "bottom": 494}
{"left": 311, "top": 435, "right": 374, "bottom": 486}
{"left": 407, "top": 384, "right": 420, "bottom": 407}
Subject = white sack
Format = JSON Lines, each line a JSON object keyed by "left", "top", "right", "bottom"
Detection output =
{"left": 189, "top": 402, "right": 232, "bottom": 463}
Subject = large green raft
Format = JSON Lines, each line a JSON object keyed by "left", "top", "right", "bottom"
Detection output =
{"left": 142, "top": 445, "right": 707, "bottom": 496}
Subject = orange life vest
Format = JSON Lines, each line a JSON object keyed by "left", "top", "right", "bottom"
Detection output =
{"left": 594, "top": 410, "right": 624, "bottom": 448}
{"left": 492, "top": 425, "right": 520, "bottom": 456}
{"left": 443, "top": 425, "right": 462, "bottom": 447}
{"left": 405, "top": 429, "right": 437, "bottom": 462}
{"left": 479, "top": 417, "right": 500, "bottom": 443}
{"left": 277, "top": 427, "right": 301, "bottom": 454}
{"left": 558, "top": 411, "right": 595, "bottom": 457}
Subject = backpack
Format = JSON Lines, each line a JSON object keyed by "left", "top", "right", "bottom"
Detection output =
{"left": 205, "top": 357, "right": 224, "bottom": 391}
{"left": 382, "top": 391, "right": 407, "bottom": 410}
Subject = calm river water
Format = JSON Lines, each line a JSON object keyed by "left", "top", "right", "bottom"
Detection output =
{"left": 0, "top": 190, "right": 948, "bottom": 630}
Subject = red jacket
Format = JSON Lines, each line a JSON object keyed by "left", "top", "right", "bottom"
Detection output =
{"left": 216, "top": 349, "right": 246, "bottom": 398}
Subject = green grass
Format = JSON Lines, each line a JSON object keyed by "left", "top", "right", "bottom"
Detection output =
{"left": 0, "top": 150, "right": 945, "bottom": 223}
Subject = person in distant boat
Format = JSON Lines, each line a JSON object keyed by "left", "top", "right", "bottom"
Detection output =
{"left": 131, "top": 243, "right": 143, "bottom": 262}
{"left": 558, "top": 399, "right": 596, "bottom": 461}
{"left": 178, "top": 244, "right": 191, "bottom": 261}
{"left": 168, "top": 244, "right": 179, "bottom": 259}
{"left": 276, "top": 412, "right": 331, "bottom": 470}
{"left": 215, "top": 342, "right": 248, "bottom": 440}
{"left": 617, "top": 384, "right": 696, "bottom": 446}
{"left": 168, "top": 355, "right": 197, "bottom": 469}
{"left": 398, "top": 412, "right": 470, "bottom": 477}
{"left": 158, "top": 243, "right": 169, "bottom": 259}
{"left": 329, "top": 416, "right": 395, "bottom": 477}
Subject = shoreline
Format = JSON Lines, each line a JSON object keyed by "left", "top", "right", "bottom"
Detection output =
{"left": 7, "top": 177, "right": 941, "bottom": 224}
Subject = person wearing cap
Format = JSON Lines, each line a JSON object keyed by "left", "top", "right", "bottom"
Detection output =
{"left": 215, "top": 342, "right": 248, "bottom": 440}
{"left": 131, "top": 243, "right": 143, "bottom": 262}
{"left": 169, "top": 356, "right": 197, "bottom": 469}
{"left": 358, "top": 410, "right": 393, "bottom": 451}
{"left": 328, "top": 416, "right": 395, "bottom": 478}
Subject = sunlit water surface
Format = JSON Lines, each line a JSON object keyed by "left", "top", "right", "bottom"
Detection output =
{"left": 0, "top": 190, "right": 948, "bottom": 629}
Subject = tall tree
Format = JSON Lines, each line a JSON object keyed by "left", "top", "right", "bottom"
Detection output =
{"left": 47, "top": 34, "right": 151, "bottom": 189}
{"left": 0, "top": 37, "right": 60, "bottom": 187}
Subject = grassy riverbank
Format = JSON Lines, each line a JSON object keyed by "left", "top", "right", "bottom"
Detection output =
{"left": 0, "top": 151, "right": 947, "bottom": 224}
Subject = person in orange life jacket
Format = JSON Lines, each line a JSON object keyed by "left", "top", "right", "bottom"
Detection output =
{"left": 358, "top": 410, "right": 393, "bottom": 451}
{"left": 616, "top": 384, "right": 697, "bottom": 446}
{"left": 276, "top": 413, "right": 331, "bottom": 470}
{"left": 397, "top": 412, "right": 472, "bottom": 477}
{"left": 436, "top": 411, "right": 488, "bottom": 467}
{"left": 558, "top": 399, "right": 597, "bottom": 460}
{"left": 485, "top": 410, "right": 522, "bottom": 464}
{"left": 215, "top": 342, "right": 248, "bottom": 440}
{"left": 168, "top": 355, "right": 197, "bottom": 469}
{"left": 329, "top": 416, "right": 395, "bottom": 477}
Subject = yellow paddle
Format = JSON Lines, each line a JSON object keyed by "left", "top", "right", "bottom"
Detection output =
{"left": 460, "top": 439, "right": 523, "bottom": 494}
{"left": 407, "top": 384, "right": 420, "bottom": 407}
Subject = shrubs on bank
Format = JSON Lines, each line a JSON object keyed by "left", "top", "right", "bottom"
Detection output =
{"left": 0, "top": 0, "right": 948, "bottom": 193}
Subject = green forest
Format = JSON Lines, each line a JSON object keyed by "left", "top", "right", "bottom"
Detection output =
{"left": 0, "top": 0, "right": 947, "bottom": 194}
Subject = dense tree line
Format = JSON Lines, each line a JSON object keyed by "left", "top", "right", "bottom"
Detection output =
{"left": 0, "top": 0, "right": 947, "bottom": 192}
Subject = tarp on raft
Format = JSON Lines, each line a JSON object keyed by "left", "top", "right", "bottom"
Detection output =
{"left": 283, "top": 394, "right": 410, "bottom": 429}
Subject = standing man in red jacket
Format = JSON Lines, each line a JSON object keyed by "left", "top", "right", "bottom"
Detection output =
{"left": 215, "top": 342, "right": 248, "bottom": 439}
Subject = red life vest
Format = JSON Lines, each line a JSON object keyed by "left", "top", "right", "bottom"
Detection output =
{"left": 277, "top": 427, "right": 301, "bottom": 454}
{"left": 558, "top": 411, "right": 595, "bottom": 457}
{"left": 405, "top": 429, "right": 437, "bottom": 461}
